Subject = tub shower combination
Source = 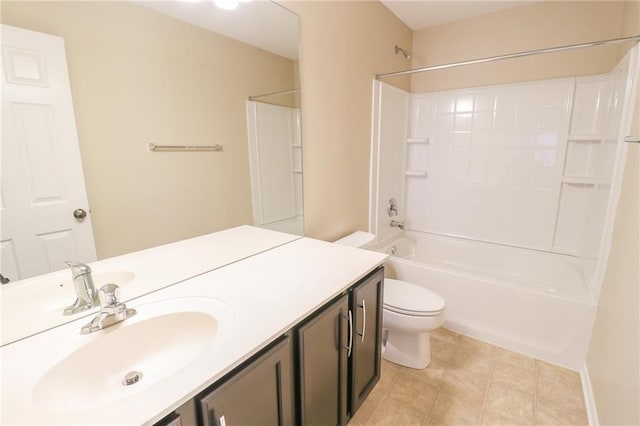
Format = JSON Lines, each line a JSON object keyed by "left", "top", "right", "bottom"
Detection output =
{"left": 370, "top": 41, "right": 640, "bottom": 369}
{"left": 378, "top": 231, "right": 594, "bottom": 368}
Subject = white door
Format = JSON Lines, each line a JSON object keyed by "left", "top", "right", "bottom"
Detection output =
{"left": 1, "top": 24, "right": 96, "bottom": 282}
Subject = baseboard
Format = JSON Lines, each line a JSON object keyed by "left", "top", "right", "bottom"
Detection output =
{"left": 581, "top": 362, "right": 599, "bottom": 426}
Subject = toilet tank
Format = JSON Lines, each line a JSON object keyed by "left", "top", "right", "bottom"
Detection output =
{"left": 334, "top": 232, "right": 376, "bottom": 249}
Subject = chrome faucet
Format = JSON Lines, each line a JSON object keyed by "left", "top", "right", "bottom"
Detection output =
{"left": 390, "top": 220, "right": 405, "bottom": 230}
{"left": 81, "top": 284, "right": 136, "bottom": 334}
{"left": 63, "top": 261, "right": 98, "bottom": 315}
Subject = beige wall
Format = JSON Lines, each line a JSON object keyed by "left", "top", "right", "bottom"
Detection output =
{"left": 285, "top": 1, "right": 412, "bottom": 241}
{"left": 408, "top": 1, "right": 627, "bottom": 92}
{"left": 586, "top": 2, "right": 640, "bottom": 424}
{"left": 1, "top": 1, "right": 295, "bottom": 258}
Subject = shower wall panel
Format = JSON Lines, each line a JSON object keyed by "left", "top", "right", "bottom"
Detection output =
{"left": 371, "top": 83, "right": 409, "bottom": 244}
{"left": 246, "top": 101, "right": 302, "bottom": 235}
{"left": 408, "top": 79, "right": 574, "bottom": 250}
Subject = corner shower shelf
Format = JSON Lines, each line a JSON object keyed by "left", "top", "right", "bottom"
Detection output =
{"left": 407, "top": 137, "right": 429, "bottom": 144}
{"left": 405, "top": 170, "right": 428, "bottom": 177}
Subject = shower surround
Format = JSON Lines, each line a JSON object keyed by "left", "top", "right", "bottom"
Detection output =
{"left": 369, "top": 47, "right": 639, "bottom": 369}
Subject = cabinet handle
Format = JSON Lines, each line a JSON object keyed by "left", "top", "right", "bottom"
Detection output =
{"left": 344, "top": 310, "right": 353, "bottom": 357}
{"left": 357, "top": 299, "right": 366, "bottom": 343}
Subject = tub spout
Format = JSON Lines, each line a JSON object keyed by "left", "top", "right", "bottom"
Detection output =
{"left": 390, "top": 220, "right": 405, "bottom": 230}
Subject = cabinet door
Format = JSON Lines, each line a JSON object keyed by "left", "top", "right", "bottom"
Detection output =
{"left": 350, "top": 268, "right": 384, "bottom": 415}
{"left": 198, "top": 336, "right": 294, "bottom": 426}
{"left": 297, "top": 294, "right": 349, "bottom": 426}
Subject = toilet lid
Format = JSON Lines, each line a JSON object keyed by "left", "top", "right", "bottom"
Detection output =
{"left": 384, "top": 278, "right": 445, "bottom": 315}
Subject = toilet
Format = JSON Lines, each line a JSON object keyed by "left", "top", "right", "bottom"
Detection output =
{"left": 334, "top": 231, "right": 446, "bottom": 369}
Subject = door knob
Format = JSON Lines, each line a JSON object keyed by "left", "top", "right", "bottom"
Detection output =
{"left": 73, "top": 208, "right": 87, "bottom": 219}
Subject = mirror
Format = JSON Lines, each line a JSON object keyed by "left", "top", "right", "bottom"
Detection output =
{"left": 0, "top": 0, "right": 301, "bottom": 282}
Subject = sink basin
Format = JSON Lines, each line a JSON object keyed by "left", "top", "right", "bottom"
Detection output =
{"left": 28, "top": 297, "right": 234, "bottom": 413}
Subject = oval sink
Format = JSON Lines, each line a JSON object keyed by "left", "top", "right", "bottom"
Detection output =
{"left": 30, "top": 297, "right": 234, "bottom": 413}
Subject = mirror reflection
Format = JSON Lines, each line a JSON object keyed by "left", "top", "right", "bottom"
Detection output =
{"left": 0, "top": 0, "right": 301, "bottom": 282}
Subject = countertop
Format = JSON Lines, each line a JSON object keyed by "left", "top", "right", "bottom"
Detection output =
{"left": 0, "top": 234, "right": 387, "bottom": 425}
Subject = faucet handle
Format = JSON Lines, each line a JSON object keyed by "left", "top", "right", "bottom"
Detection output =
{"left": 98, "top": 284, "right": 120, "bottom": 308}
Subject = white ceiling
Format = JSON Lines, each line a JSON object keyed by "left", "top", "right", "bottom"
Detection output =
{"left": 381, "top": 1, "right": 534, "bottom": 31}
{"left": 135, "top": 1, "right": 299, "bottom": 60}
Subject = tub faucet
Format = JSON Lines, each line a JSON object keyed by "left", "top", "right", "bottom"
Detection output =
{"left": 63, "top": 261, "right": 98, "bottom": 315}
{"left": 390, "top": 220, "right": 405, "bottom": 230}
{"left": 81, "top": 284, "right": 136, "bottom": 334}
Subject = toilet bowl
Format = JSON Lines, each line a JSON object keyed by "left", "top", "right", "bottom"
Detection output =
{"left": 334, "top": 232, "right": 446, "bottom": 369}
{"left": 383, "top": 278, "right": 445, "bottom": 369}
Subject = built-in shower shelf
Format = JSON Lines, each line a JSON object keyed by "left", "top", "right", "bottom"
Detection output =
{"left": 562, "top": 176, "right": 607, "bottom": 185}
{"left": 405, "top": 170, "right": 428, "bottom": 177}
{"left": 293, "top": 169, "right": 302, "bottom": 174}
{"left": 292, "top": 144, "right": 302, "bottom": 148}
{"left": 567, "top": 135, "right": 602, "bottom": 142}
{"left": 407, "top": 137, "right": 429, "bottom": 144}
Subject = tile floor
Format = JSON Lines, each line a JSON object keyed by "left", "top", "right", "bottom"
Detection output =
{"left": 350, "top": 328, "right": 588, "bottom": 426}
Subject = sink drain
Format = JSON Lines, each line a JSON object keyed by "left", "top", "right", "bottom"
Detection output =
{"left": 122, "top": 371, "right": 143, "bottom": 386}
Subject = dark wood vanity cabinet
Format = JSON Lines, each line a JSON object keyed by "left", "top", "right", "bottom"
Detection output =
{"left": 155, "top": 267, "right": 383, "bottom": 426}
{"left": 197, "top": 335, "right": 295, "bottom": 426}
{"left": 296, "top": 294, "right": 350, "bottom": 425}
{"left": 297, "top": 267, "right": 384, "bottom": 425}
{"left": 349, "top": 267, "right": 384, "bottom": 414}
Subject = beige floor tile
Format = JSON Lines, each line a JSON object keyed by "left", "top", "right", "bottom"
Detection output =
{"left": 431, "top": 327, "right": 460, "bottom": 344}
{"left": 458, "top": 335, "right": 496, "bottom": 357}
{"left": 484, "top": 382, "right": 534, "bottom": 424}
{"left": 429, "top": 390, "right": 482, "bottom": 425}
{"left": 417, "top": 357, "right": 448, "bottom": 383}
{"left": 366, "top": 338, "right": 589, "bottom": 426}
{"left": 536, "top": 361, "right": 584, "bottom": 414}
{"left": 377, "top": 359, "right": 402, "bottom": 392}
{"left": 536, "top": 361, "right": 581, "bottom": 389}
{"left": 450, "top": 347, "right": 494, "bottom": 378}
{"left": 387, "top": 371, "right": 439, "bottom": 416}
{"left": 350, "top": 386, "right": 387, "bottom": 425}
{"left": 349, "top": 413, "right": 368, "bottom": 426}
{"left": 537, "top": 374, "right": 586, "bottom": 414}
{"left": 491, "top": 359, "right": 536, "bottom": 395}
{"left": 440, "top": 368, "right": 489, "bottom": 404}
{"left": 535, "top": 396, "right": 588, "bottom": 426}
{"left": 494, "top": 347, "right": 536, "bottom": 373}
{"left": 367, "top": 397, "right": 426, "bottom": 426}
{"left": 480, "top": 408, "right": 532, "bottom": 426}
{"left": 431, "top": 338, "right": 458, "bottom": 363}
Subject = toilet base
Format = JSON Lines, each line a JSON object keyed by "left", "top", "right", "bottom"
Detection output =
{"left": 382, "top": 328, "right": 431, "bottom": 369}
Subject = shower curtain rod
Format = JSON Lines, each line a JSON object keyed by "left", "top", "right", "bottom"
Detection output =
{"left": 248, "top": 88, "right": 300, "bottom": 100}
{"left": 376, "top": 34, "right": 640, "bottom": 79}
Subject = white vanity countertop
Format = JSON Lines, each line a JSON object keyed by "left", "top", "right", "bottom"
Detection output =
{"left": 0, "top": 225, "right": 299, "bottom": 346}
{"left": 0, "top": 235, "right": 388, "bottom": 425}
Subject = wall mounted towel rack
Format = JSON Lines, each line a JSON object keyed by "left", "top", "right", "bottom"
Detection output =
{"left": 148, "top": 143, "right": 223, "bottom": 152}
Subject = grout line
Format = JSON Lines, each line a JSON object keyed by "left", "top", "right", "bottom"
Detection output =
{"left": 421, "top": 331, "right": 460, "bottom": 424}
{"left": 478, "top": 346, "right": 497, "bottom": 425}
{"left": 533, "top": 360, "right": 539, "bottom": 425}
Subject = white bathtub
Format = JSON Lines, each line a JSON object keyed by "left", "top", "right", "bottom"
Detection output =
{"left": 378, "top": 231, "right": 597, "bottom": 370}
